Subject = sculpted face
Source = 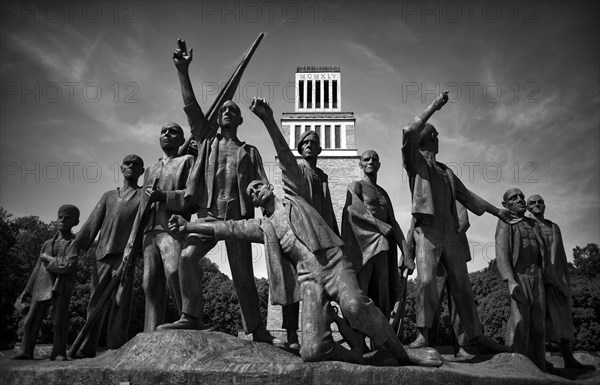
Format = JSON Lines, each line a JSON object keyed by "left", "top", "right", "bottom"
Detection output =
{"left": 246, "top": 180, "right": 274, "bottom": 208}
{"left": 527, "top": 194, "right": 546, "bottom": 217}
{"left": 300, "top": 137, "right": 321, "bottom": 161}
{"left": 160, "top": 123, "right": 184, "bottom": 151}
{"left": 218, "top": 100, "right": 243, "bottom": 129}
{"left": 120, "top": 154, "right": 144, "bottom": 181}
{"left": 57, "top": 205, "right": 79, "bottom": 231}
{"left": 502, "top": 188, "right": 526, "bottom": 216}
{"left": 360, "top": 150, "right": 380, "bottom": 176}
{"left": 420, "top": 124, "right": 439, "bottom": 154}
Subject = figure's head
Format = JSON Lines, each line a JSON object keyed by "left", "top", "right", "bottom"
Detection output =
{"left": 502, "top": 188, "right": 526, "bottom": 216}
{"left": 526, "top": 194, "right": 546, "bottom": 218}
{"left": 419, "top": 123, "right": 439, "bottom": 154}
{"left": 297, "top": 130, "right": 322, "bottom": 162}
{"left": 218, "top": 100, "right": 243, "bottom": 129}
{"left": 57, "top": 204, "right": 80, "bottom": 231}
{"left": 120, "top": 154, "right": 144, "bottom": 182}
{"left": 246, "top": 179, "right": 275, "bottom": 208}
{"left": 160, "top": 122, "right": 185, "bottom": 151}
{"left": 359, "top": 150, "right": 380, "bottom": 176}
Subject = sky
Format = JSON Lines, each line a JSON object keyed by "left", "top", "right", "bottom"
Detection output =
{"left": 1, "top": 0, "right": 598, "bottom": 278}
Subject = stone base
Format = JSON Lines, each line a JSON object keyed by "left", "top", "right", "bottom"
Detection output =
{"left": 1, "top": 331, "right": 599, "bottom": 385}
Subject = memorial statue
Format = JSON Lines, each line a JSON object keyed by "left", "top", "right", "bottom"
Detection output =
{"left": 342, "top": 150, "right": 410, "bottom": 320}
{"left": 527, "top": 194, "right": 596, "bottom": 371}
{"left": 495, "top": 188, "right": 547, "bottom": 370}
{"left": 12, "top": 204, "right": 80, "bottom": 361}
{"left": 71, "top": 155, "right": 145, "bottom": 358}
{"left": 281, "top": 130, "right": 339, "bottom": 349}
{"left": 167, "top": 98, "right": 443, "bottom": 367}
{"left": 142, "top": 123, "right": 195, "bottom": 331}
{"left": 158, "top": 40, "right": 278, "bottom": 345}
{"left": 402, "top": 91, "right": 512, "bottom": 353}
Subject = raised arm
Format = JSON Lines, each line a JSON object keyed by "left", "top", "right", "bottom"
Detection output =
{"left": 173, "top": 39, "right": 210, "bottom": 142}
{"left": 249, "top": 97, "right": 310, "bottom": 200}
{"left": 402, "top": 92, "right": 448, "bottom": 174}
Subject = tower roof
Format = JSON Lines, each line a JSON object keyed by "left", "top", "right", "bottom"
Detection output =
{"left": 296, "top": 66, "right": 340, "bottom": 73}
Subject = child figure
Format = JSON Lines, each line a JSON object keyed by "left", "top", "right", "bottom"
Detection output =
{"left": 12, "top": 204, "right": 80, "bottom": 361}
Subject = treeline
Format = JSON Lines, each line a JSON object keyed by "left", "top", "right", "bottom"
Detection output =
{"left": 1, "top": 208, "right": 598, "bottom": 352}
{"left": 0, "top": 208, "right": 268, "bottom": 349}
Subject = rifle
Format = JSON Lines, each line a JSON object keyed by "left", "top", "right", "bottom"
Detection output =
{"left": 69, "top": 177, "right": 159, "bottom": 356}
{"left": 390, "top": 267, "right": 410, "bottom": 338}
{"left": 178, "top": 32, "right": 265, "bottom": 156}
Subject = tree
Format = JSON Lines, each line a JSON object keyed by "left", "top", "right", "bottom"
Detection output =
{"left": 572, "top": 243, "right": 600, "bottom": 278}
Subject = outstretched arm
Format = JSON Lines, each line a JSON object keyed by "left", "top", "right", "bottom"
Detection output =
{"left": 402, "top": 92, "right": 448, "bottom": 174}
{"left": 168, "top": 214, "right": 264, "bottom": 243}
{"left": 174, "top": 39, "right": 210, "bottom": 141}
{"left": 249, "top": 97, "right": 310, "bottom": 200}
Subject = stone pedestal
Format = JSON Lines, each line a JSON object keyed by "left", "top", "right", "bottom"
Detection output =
{"left": 2, "top": 331, "right": 598, "bottom": 385}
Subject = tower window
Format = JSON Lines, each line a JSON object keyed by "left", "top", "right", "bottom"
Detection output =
{"left": 324, "top": 125, "right": 331, "bottom": 148}
{"left": 332, "top": 80, "right": 338, "bottom": 109}
{"left": 335, "top": 125, "right": 341, "bottom": 149}
{"left": 316, "top": 80, "right": 321, "bottom": 109}
{"left": 307, "top": 80, "right": 312, "bottom": 109}
{"left": 324, "top": 80, "right": 329, "bottom": 108}
{"left": 299, "top": 81, "right": 304, "bottom": 109}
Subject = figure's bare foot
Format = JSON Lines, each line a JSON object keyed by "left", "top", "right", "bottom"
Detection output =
{"left": 471, "top": 335, "right": 511, "bottom": 354}
{"left": 408, "top": 331, "right": 429, "bottom": 349}
{"left": 456, "top": 347, "right": 475, "bottom": 359}
{"left": 157, "top": 314, "right": 201, "bottom": 330}
{"left": 407, "top": 347, "right": 444, "bottom": 367}
{"left": 253, "top": 326, "right": 285, "bottom": 346}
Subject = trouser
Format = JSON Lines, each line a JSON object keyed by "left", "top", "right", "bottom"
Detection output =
{"left": 20, "top": 291, "right": 71, "bottom": 358}
{"left": 143, "top": 232, "right": 183, "bottom": 331}
{"left": 414, "top": 224, "right": 483, "bottom": 340}
{"left": 433, "top": 263, "right": 469, "bottom": 347}
{"left": 297, "top": 247, "right": 402, "bottom": 362}
{"left": 282, "top": 302, "right": 300, "bottom": 336}
{"left": 506, "top": 271, "right": 546, "bottom": 370}
{"left": 545, "top": 285, "right": 574, "bottom": 342}
{"left": 79, "top": 253, "right": 134, "bottom": 355}
{"left": 180, "top": 216, "right": 262, "bottom": 333}
{"left": 357, "top": 251, "right": 392, "bottom": 317}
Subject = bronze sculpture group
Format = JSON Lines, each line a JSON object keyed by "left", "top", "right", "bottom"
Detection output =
{"left": 11, "top": 36, "right": 594, "bottom": 373}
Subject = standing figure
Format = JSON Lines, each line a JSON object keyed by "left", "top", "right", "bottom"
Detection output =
{"left": 402, "top": 91, "right": 512, "bottom": 353}
{"left": 527, "top": 194, "right": 595, "bottom": 370}
{"left": 71, "top": 155, "right": 145, "bottom": 358}
{"left": 167, "top": 97, "right": 443, "bottom": 367}
{"left": 158, "top": 40, "right": 276, "bottom": 344}
{"left": 12, "top": 205, "right": 80, "bottom": 361}
{"left": 282, "top": 130, "right": 339, "bottom": 349}
{"left": 342, "top": 150, "right": 410, "bottom": 319}
{"left": 142, "top": 123, "right": 195, "bottom": 331}
{"left": 495, "top": 188, "right": 546, "bottom": 371}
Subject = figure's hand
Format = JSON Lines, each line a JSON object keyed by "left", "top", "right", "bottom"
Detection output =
{"left": 508, "top": 281, "right": 526, "bottom": 304}
{"left": 40, "top": 253, "right": 54, "bottom": 263}
{"left": 249, "top": 97, "right": 273, "bottom": 121}
{"left": 173, "top": 38, "right": 193, "bottom": 73}
{"left": 434, "top": 91, "right": 449, "bottom": 110}
{"left": 168, "top": 215, "right": 189, "bottom": 235}
{"left": 497, "top": 208, "right": 520, "bottom": 224}
{"left": 145, "top": 187, "right": 165, "bottom": 203}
